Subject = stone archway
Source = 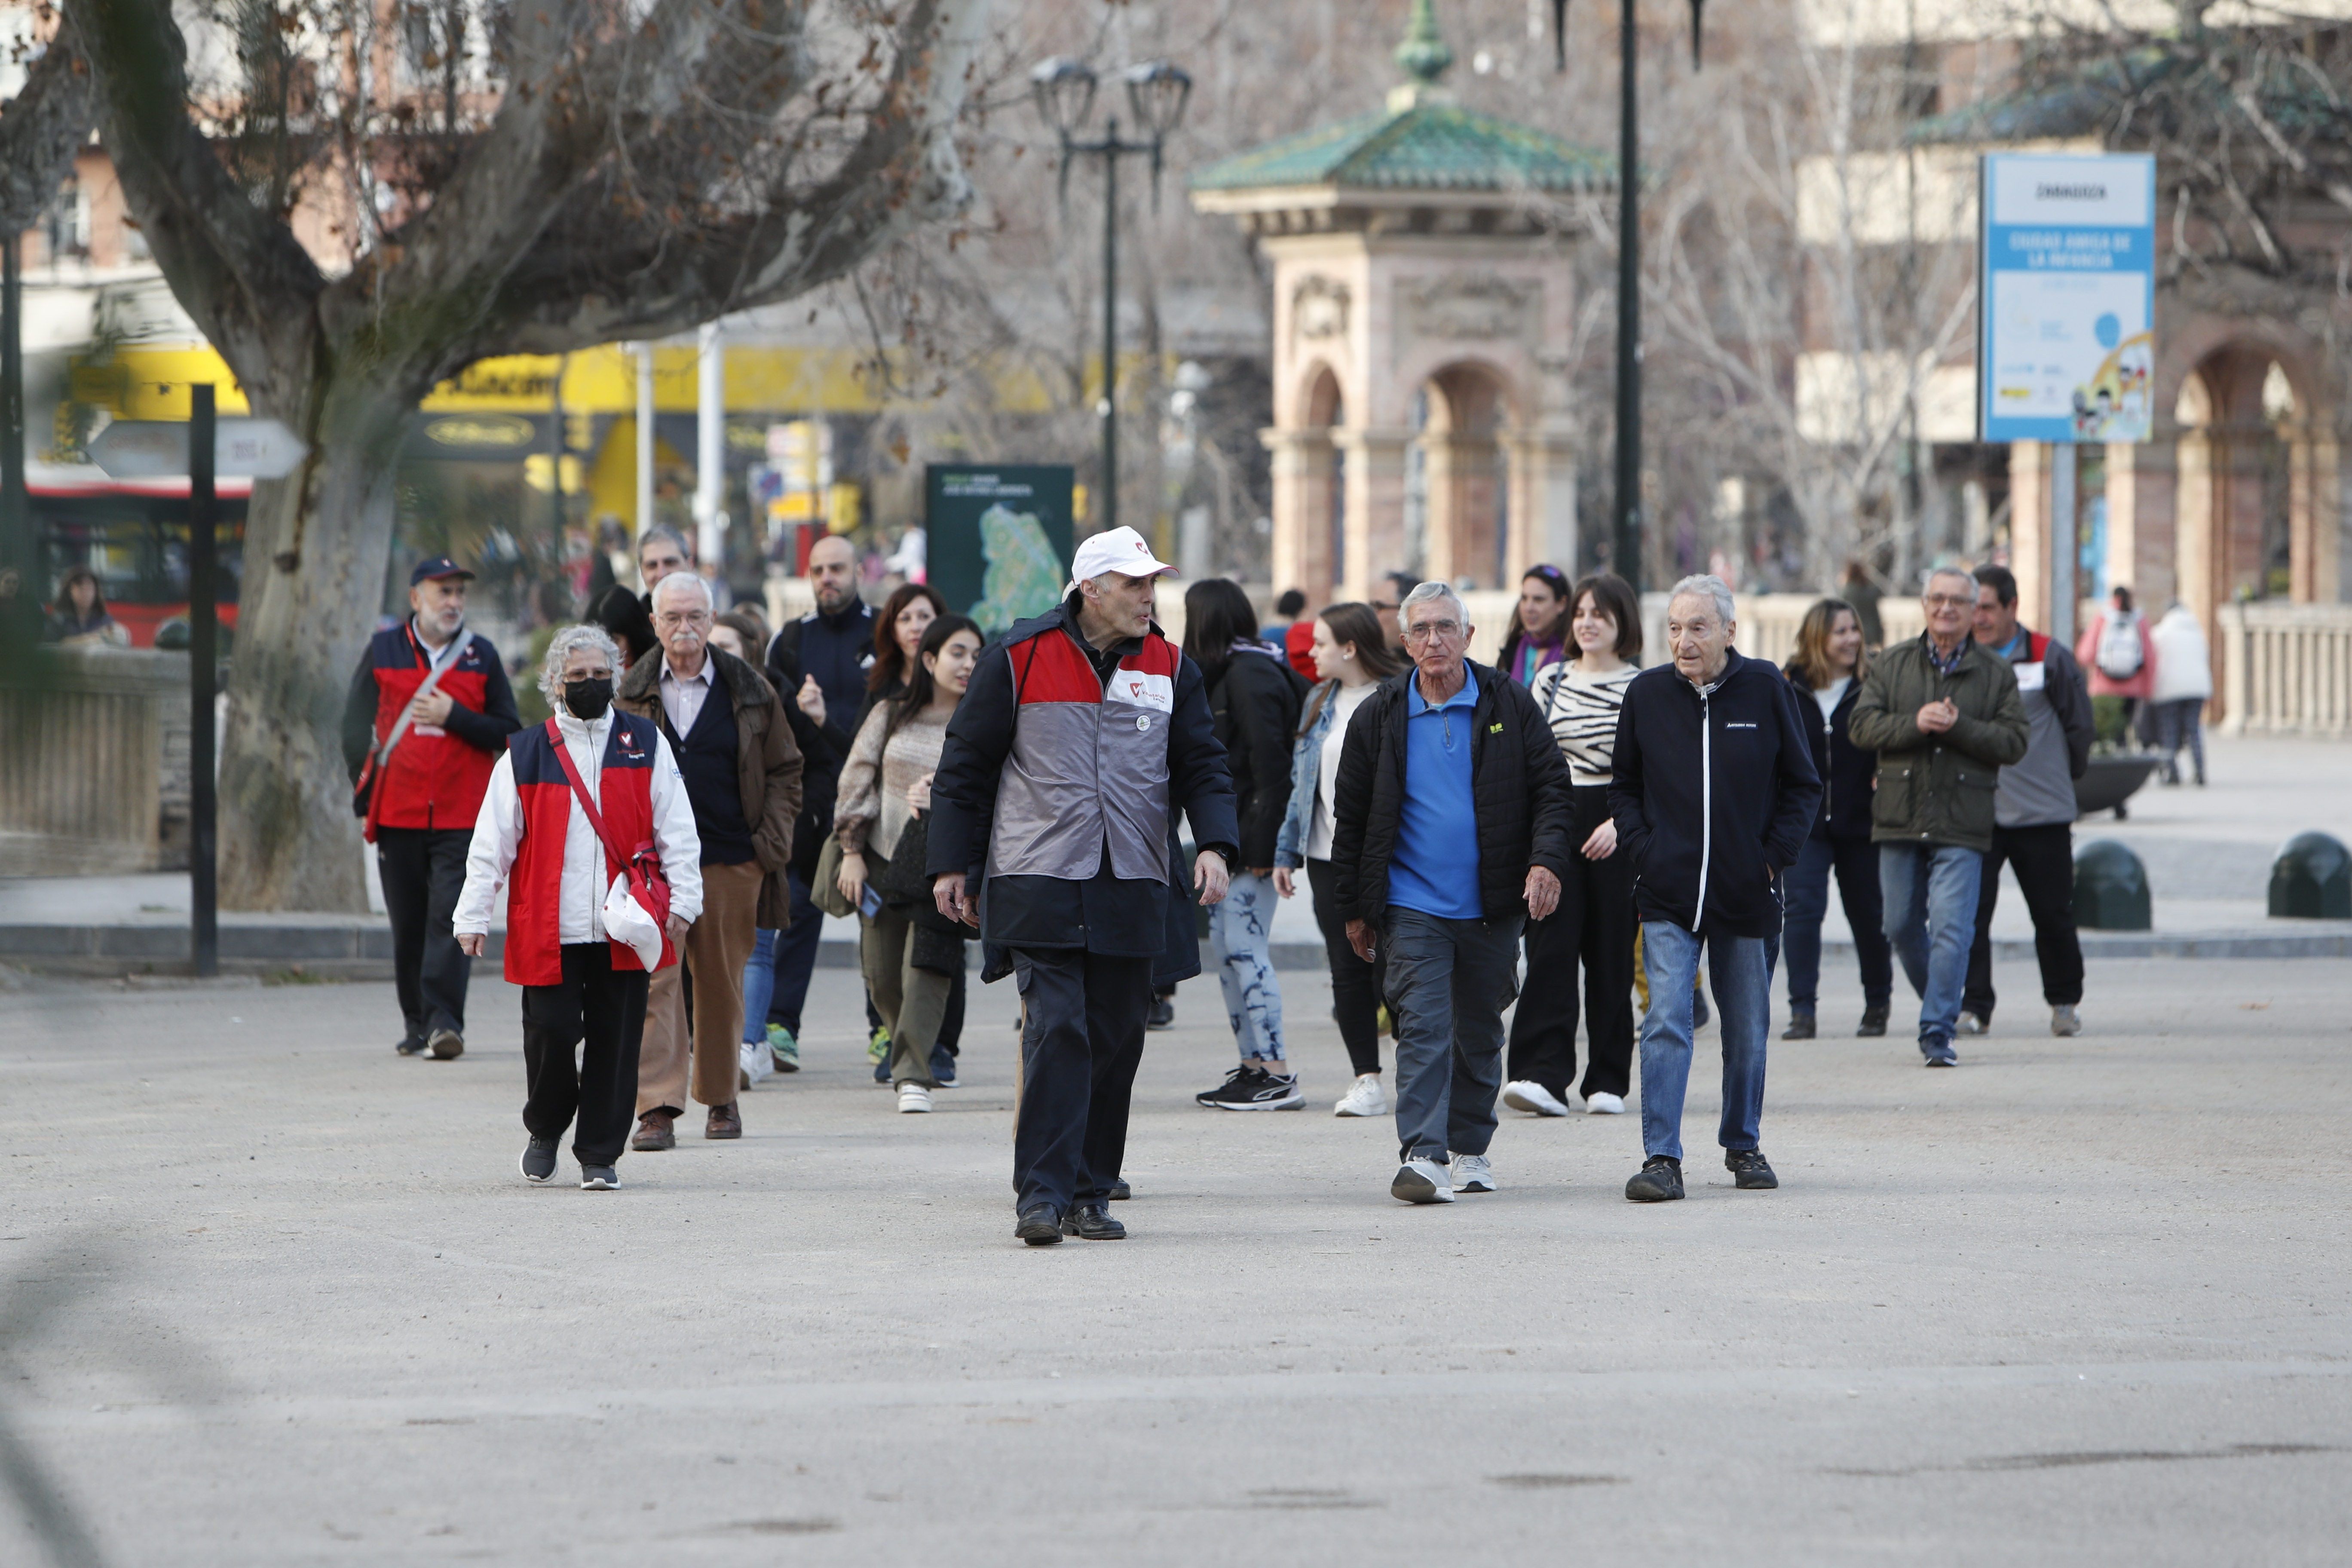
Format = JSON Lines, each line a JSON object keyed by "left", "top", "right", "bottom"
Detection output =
{"left": 1415, "top": 360, "right": 1513, "bottom": 590}
{"left": 2170, "top": 341, "right": 2338, "bottom": 642}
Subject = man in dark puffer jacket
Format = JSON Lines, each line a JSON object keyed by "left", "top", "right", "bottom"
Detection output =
{"left": 1332, "top": 582, "right": 1574, "bottom": 1206}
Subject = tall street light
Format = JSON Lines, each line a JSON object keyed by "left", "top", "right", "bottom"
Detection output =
{"left": 1031, "top": 56, "right": 1193, "bottom": 537}
{"left": 1553, "top": 0, "right": 1705, "bottom": 594}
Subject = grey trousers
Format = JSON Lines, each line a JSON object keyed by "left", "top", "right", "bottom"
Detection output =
{"left": 1383, "top": 906, "right": 1523, "bottom": 1164}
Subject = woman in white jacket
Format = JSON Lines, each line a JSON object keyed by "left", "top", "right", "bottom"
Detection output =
{"left": 2147, "top": 602, "right": 2213, "bottom": 786}
{"left": 453, "top": 625, "right": 702, "bottom": 1190}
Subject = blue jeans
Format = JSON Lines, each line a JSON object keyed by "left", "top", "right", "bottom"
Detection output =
{"left": 1878, "top": 842, "right": 1985, "bottom": 1052}
{"left": 741, "top": 927, "right": 777, "bottom": 1045}
{"left": 765, "top": 869, "right": 822, "bottom": 1037}
{"left": 1383, "top": 907, "right": 1522, "bottom": 1163}
{"left": 1209, "top": 870, "right": 1286, "bottom": 1062}
{"left": 1782, "top": 831, "right": 1894, "bottom": 1014}
{"left": 1637, "top": 921, "right": 1771, "bottom": 1161}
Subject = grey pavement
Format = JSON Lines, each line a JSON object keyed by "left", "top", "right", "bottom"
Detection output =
{"left": 1, "top": 949, "right": 2348, "bottom": 1565}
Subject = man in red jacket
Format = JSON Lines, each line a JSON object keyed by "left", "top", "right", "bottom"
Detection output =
{"left": 342, "top": 557, "right": 521, "bottom": 1060}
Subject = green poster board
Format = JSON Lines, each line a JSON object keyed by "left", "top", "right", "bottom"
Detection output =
{"left": 925, "top": 465, "right": 1075, "bottom": 634}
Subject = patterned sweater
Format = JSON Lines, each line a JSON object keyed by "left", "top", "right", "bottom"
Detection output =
{"left": 1528, "top": 660, "right": 1639, "bottom": 787}
{"left": 835, "top": 701, "right": 950, "bottom": 861}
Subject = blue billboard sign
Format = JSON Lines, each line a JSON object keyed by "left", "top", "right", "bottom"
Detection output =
{"left": 1978, "top": 152, "right": 2157, "bottom": 444}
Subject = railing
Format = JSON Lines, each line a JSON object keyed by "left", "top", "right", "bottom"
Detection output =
{"left": 0, "top": 647, "right": 190, "bottom": 875}
{"left": 2218, "top": 602, "right": 2352, "bottom": 736}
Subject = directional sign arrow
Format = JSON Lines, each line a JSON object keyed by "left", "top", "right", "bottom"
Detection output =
{"left": 87, "top": 417, "right": 310, "bottom": 481}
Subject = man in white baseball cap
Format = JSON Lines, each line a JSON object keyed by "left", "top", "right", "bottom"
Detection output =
{"left": 928, "top": 525, "right": 1240, "bottom": 1245}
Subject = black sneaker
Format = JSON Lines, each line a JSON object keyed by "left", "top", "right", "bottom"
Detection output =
{"left": 1146, "top": 996, "right": 1176, "bottom": 1030}
{"left": 1856, "top": 1004, "right": 1889, "bottom": 1038}
{"left": 1016, "top": 1204, "right": 1063, "bottom": 1246}
{"left": 1197, "top": 1066, "right": 1306, "bottom": 1110}
{"left": 579, "top": 1164, "right": 620, "bottom": 1191}
{"left": 396, "top": 1034, "right": 426, "bottom": 1056}
{"left": 1108, "top": 1178, "right": 1132, "bottom": 1201}
{"left": 1781, "top": 1012, "right": 1816, "bottom": 1041}
{"left": 426, "top": 1027, "right": 464, "bottom": 1061}
{"left": 1060, "top": 1200, "right": 1128, "bottom": 1240}
{"left": 518, "top": 1138, "right": 558, "bottom": 1183}
{"left": 1625, "top": 1155, "right": 1684, "bottom": 1202}
{"left": 1724, "top": 1148, "right": 1778, "bottom": 1189}
{"left": 930, "top": 1042, "right": 957, "bottom": 1085}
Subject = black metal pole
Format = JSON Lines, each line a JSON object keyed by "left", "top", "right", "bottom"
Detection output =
{"left": 1612, "top": 0, "right": 1643, "bottom": 594}
{"left": 1, "top": 232, "right": 26, "bottom": 646}
{"left": 189, "top": 385, "right": 218, "bottom": 978}
{"left": 1100, "top": 120, "right": 1120, "bottom": 536}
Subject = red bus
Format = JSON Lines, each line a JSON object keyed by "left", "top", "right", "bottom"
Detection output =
{"left": 32, "top": 470, "right": 251, "bottom": 648}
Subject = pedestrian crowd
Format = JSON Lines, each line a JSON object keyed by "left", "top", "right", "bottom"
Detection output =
{"left": 339, "top": 532, "right": 2196, "bottom": 1235}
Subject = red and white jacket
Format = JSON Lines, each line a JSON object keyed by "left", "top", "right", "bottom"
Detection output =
{"left": 453, "top": 710, "right": 704, "bottom": 985}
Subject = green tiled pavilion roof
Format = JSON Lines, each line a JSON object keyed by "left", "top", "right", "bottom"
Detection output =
{"left": 1192, "top": 101, "right": 1614, "bottom": 196}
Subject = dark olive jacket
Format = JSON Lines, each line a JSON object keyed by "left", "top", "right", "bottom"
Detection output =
{"left": 1847, "top": 634, "right": 2030, "bottom": 853}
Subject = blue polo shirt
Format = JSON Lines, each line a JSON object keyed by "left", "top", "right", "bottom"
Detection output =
{"left": 1388, "top": 667, "right": 1483, "bottom": 920}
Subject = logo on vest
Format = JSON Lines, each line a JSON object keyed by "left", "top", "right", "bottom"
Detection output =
{"left": 1112, "top": 668, "right": 1174, "bottom": 713}
{"left": 617, "top": 727, "right": 646, "bottom": 758}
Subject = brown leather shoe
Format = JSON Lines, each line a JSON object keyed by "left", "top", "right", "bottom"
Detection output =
{"left": 631, "top": 1110, "right": 677, "bottom": 1152}
{"left": 705, "top": 1101, "right": 742, "bottom": 1140}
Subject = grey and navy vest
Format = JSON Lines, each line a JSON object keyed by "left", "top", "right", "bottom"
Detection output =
{"left": 988, "top": 627, "right": 1183, "bottom": 885}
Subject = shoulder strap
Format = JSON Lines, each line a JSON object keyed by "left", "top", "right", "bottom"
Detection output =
{"left": 543, "top": 717, "right": 629, "bottom": 875}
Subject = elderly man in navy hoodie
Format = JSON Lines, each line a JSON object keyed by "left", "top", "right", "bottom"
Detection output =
{"left": 1608, "top": 575, "right": 1821, "bottom": 1203}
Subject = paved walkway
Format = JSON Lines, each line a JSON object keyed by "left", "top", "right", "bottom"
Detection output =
{"left": 1, "top": 952, "right": 2346, "bottom": 1564}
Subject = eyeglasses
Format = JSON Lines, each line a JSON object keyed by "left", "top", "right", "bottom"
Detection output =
{"left": 1402, "top": 619, "right": 1462, "bottom": 644}
{"left": 655, "top": 609, "right": 713, "bottom": 628}
{"left": 1923, "top": 594, "right": 1972, "bottom": 610}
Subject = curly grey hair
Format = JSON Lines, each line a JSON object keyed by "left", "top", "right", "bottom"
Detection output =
{"left": 1667, "top": 573, "right": 1735, "bottom": 626}
{"left": 539, "top": 623, "right": 622, "bottom": 711}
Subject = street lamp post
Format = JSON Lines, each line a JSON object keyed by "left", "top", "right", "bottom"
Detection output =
{"left": 1031, "top": 57, "right": 1192, "bottom": 538}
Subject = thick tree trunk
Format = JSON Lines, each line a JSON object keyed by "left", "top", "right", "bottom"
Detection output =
{"left": 217, "top": 368, "right": 412, "bottom": 913}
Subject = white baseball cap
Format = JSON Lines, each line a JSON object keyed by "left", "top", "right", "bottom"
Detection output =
{"left": 1066, "top": 525, "right": 1177, "bottom": 591}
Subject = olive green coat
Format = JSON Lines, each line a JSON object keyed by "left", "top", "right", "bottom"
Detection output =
{"left": 1847, "top": 636, "right": 2031, "bottom": 853}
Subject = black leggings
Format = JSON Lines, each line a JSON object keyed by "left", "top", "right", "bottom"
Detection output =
{"left": 1306, "top": 857, "right": 1385, "bottom": 1076}
{"left": 1505, "top": 785, "right": 1637, "bottom": 1100}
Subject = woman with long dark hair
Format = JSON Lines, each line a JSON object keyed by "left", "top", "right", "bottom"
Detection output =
{"left": 1183, "top": 578, "right": 1309, "bottom": 1110}
{"left": 1779, "top": 597, "right": 1893, "bottom": 1038}
{"left": 1503, "top": 572, "right": 1642, "bottom": 1118}
{"left": 858, "top": 582, "right": 949, "bottom": 726}
{"left": 834, "top": 612, "right": 984, "bottom": 1113}
{"left": 1272, "top": 601, "right": 1407, "bottom": 1116}
{"left": 1496, "top": 564, "right": 1572, "bottom": 687}
{"left": 44, "top": 567, "right": 129, "bottom": 646}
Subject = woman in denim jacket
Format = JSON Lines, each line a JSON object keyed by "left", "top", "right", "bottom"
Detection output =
{"left": 1271, "top": 601, "right": 1408, "bottom": 1117}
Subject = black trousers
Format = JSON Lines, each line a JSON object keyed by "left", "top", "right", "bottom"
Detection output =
{"left": 1306, "top": 857, "right": 1385, "bottom": 1076}
{"left": 522, "top": 943, "right": 650, "bottom": 1167}
{"left": 1963, "top": 821, "right": 2085, "bottom": 1018}
{"left": 1505, "top": 785, "right": 1637, "bottom": 1100}
{"left": 376, "top": 826, "right": 476, "bottom": 1041}
{"left": 1010, "top": 947, "right": 1153, "bottom": 1212}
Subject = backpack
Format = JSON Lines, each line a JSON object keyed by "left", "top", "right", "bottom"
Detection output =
{"left": 2095, "top": 612, "right": 2144, "bottom": 681}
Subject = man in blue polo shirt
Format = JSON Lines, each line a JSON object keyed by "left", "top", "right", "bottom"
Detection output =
{"left": 1330, "top": 582, "right": 1574, "bottom": 1205}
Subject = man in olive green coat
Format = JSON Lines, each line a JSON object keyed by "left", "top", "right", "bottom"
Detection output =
{"left": 1848, "top": 567, "right": 2029, "bottom": 1066}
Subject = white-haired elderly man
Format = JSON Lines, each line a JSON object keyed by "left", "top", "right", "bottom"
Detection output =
{"left": 1329, "top": 580, "right": 1576, "bottom": 1206}
{"left": 453, "top": 625, "right": 704, "bottom": 1190}
{"left": 616, "top": 571, "right": 804, "bottom": 1149}
{"left": 1607, "top": 575, "right": 1821, "bottom": 1202}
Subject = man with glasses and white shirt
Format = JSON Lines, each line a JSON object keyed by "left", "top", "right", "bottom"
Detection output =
{"left": 1329, "top": 582, "right": 1574, "bottom": 1205}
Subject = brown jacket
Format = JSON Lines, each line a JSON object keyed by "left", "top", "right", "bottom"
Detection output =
{"left": 618, "top": 645, "right": 804, "bottom": 929}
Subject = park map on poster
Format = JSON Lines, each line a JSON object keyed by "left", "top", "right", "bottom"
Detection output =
{"left": 924, "top": 466, "right": 1075, "bottom": 634}
{"left": 1978, "top": 152, "right": 2157, "bottom": 445}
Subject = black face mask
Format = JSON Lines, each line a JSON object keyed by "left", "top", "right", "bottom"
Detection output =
{"left": 563, "top": 677, "right": 614, "bottom": 720}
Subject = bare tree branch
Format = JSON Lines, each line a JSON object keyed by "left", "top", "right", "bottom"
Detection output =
{"left": 0, "top": 11, "right": 95, "bottom": 236}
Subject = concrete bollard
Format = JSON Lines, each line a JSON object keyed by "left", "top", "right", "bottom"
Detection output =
{"left": 2268, "top": 832, "right": 2352, "bottom": 919}
{"left": 2073, "top": 839, "right": 2152, "bottom": 931}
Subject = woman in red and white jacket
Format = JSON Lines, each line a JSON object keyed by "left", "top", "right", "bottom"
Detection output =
{"left": 454, "top": 624, "right": 703, "bottom": 1191}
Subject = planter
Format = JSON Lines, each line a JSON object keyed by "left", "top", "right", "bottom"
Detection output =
{"left": 2076, "top": 753, "right": 2157, "bottom": 820}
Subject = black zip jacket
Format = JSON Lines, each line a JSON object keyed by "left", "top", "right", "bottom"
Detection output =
{"left": 1207, "top": 646, "right": 1307, "bottom": 870}
{"left": 1608, "top": 648, "right": 1823, "bottom": 938}
{"left": 1329, "top": 660, "right": 1575, "bottom": 925}
{"left": 927, "top": 599, "right": 1240, "bottom": 956}
{"left": 765, "top": 601, "right": 877, "bottom": 880}
{"left": 1782, "top": 664, "right": 1875, "bottom": 842}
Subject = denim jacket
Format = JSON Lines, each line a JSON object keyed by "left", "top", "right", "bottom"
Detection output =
{"left": 1273, "top": 680, "right": 1341, "bottom": 870}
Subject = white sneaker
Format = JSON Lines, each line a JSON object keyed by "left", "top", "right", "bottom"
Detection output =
{"left": 1502, "top": 1080, "right": 1573, "bottom": 1117}
{"left": 1956, "top": 1012, "right": 1988, "bottom": 1036}
{"left": 1390, "top": 1157, "right": 1454, "bottom": 1204}
{"left": 1453, "top": 1153, "right": 1496, "bottom": 1193}
{"left": 739, "top": 1039, "right": 774, "bottom": 1088}
{"left": 1584, "top": 1091, "right": 1626, "bottom": 1115}
{"left": 2051, "top": 1005, "right": 2081, "bottom": 1037}
{"left": 897, "top": 1084, "right": 932, "bottom": 1114}
{"left": 1333, "top": 1074, "right": 1389, "bottom": 1117}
